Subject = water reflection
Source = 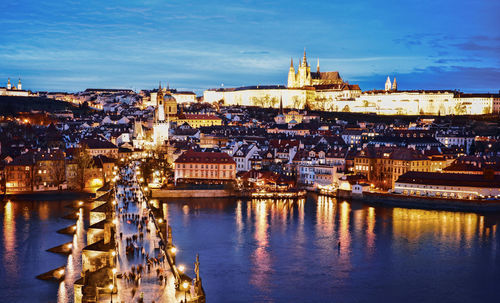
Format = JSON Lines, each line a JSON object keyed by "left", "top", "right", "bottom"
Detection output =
{"left": 366, "top": 207, "right": 376, "bottom": 253}
{"left": 3, "top": 201, "right": 17, "bottom": 278}
{"left": 235, "top": 200, "right": 244, "bottom": 249}
{"left": 392, "top": 208, "right": 488, "bottom": 248}
{"left": 250, "top": 200, "right": 271, "bottom": 292}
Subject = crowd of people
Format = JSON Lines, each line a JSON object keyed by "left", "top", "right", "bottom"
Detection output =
{"left": 114, "top": 163, "right": 175, "bottom": 302}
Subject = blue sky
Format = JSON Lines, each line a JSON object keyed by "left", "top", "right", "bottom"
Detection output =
{"left": 1, "top": 0, "right": 499, "bottom": 94}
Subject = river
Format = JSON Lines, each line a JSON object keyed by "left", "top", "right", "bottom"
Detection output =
{"left": 1, "top": 195, "right": 499, "bottom": 302}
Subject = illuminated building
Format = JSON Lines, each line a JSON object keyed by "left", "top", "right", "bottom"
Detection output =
{"left": 203, "top": 52, "right": 499, "bottom": 115}
{"left": 354, "top": 147, "right": 432, "bottom": 189}
{"left": 176, "top": 114, "right": 222, "bottom": 128}
{"left": 394, "top": 171, "right": 500, "bottom": 199}
{"left": 173, "top": 150, "right": 236, "bottom": 184}
{"left": 0, "top": 78, "right": 32, "bottom": 97}
{"left": 152, "top": 83, "right": 171, "bottom": 146}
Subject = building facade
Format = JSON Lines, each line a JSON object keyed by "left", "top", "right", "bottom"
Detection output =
{"left": 173, "top": 150, "right": 236, "bottom": 183}
{"left": 203, "top": 53, "right": 499, "bottom": 115}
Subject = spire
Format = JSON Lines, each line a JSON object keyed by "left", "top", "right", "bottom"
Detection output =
{"left": 392, "top": 77, "right": 397, "bottom": 91}
{"left": 18, "top": 78, "right": 22, "bottom": 90}
{"left": 279, "top": 96, "right": 284, "bottom": 114}
{"left": 157, "top": 81, "right": 164, "bottom": 104}
{"left": 290, "top": 57, "right": 294, "bottom": 69}
{"left": 302, "top": 48, "right": 307, "bottom": 67}
{"left": 385, "top": 76, "right": 391, "bottom": 91}
{"left": 7, "top": 78, "right": 11, "bottom": 90}
{"left": 317, "top": 58, "right": 320, "bottom": 73}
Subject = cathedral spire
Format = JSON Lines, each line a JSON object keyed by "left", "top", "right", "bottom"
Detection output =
{"left": 317, "top": 58, "right": 320, "bottom": 73}
{"left": 385, "top": 76, "right": 391, "bottom": 92}
{"left": 392, "top": 77, "right": 397, "bottom": 91}
{"left": 302, "top": 48, "right": 307, "bottom": 67}
{"left": 290, "top": 57, "right": 294, "bottom": 68}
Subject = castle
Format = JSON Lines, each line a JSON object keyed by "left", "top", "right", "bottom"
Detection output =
{"left": 203, "top": 51, "right": 500, "bottom": 115}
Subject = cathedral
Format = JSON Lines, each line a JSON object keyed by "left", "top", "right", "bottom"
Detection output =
{"left": 287, "top": 50, "right": 344, "bottom": 88}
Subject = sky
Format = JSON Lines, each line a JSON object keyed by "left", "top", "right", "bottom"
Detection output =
{"left": 1, "top": 0, "right": 499, "bottom": 94}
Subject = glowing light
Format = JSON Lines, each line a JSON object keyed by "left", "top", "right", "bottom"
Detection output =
{"left": 111, "top": 251, "right": 116, "bottom": 257}
{"left": 66, "top": 243, "right": 72, "bottom": 249}
{"left": 158, "top": 218, "right": 163, "bottom": 224}
{"left": 178, "top": 265, "right": 185, "bottom": 273}
{"left": 182, "top": 281, "right": 189, "bottom": 290}
{"left": 90, "top": 178, "right": 103, "bottom": 187}
{"left": 58, "top": 269, "right": 65, "bottom": 275}
{"left": 108, "top": 284, "right": 113, "bottom": 291}
{"left": 78, "top": 201, "right": 84, "bottom": 206}
{"left": 112, "top": 268, "right": 117, "bottom": 274}
{"left": 170, "top": 247, "right": 177, "bottom": 254}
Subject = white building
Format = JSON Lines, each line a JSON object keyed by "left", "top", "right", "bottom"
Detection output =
{"left": 233, "top": 143, "right": 259, "bottom": 172}
{"left": 394, "top": 171, "right": 500, "bottom": 199}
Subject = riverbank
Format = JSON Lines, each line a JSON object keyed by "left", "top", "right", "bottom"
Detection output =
{"left": 351, "top": 192, "right": 500, "bottom": 212}
{"left": 3, "top": 190, "right": 94, "bottom": 201}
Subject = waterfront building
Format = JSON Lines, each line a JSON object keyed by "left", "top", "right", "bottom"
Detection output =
{"left": 81, "top": 138, "right": 119, "bottom": 158}
{"left": 4, "top": 153, "right": 35, "bottom": 194}
{"left": 173, "top": 150, "right": 236, "bottom": 183}
{"left": 354, "top": 146, "right": 432, "bottom": 189}
{"left": 394, "top": 171, "right": 500, "bottom": 199}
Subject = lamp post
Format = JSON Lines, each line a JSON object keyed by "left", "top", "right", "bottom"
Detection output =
{"left": 108, "top": 284, "right": 114, "bottom": 303}
{"left": 182, "top": 281, "right": 189, "bottom": 303}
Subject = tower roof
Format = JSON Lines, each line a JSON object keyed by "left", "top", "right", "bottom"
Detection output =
{"left": 302, "top": 48, "right": 308, "bottom": 66}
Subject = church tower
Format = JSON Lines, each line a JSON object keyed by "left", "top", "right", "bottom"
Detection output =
{"left": 317, "top": 58, "right": 320, "bottom": 73}
{"left": 297, "top": 49, "right": 311, "bottom": 87}
{"left": 287, "top": 58, "right": 296, "bottom": 88}
{"left": 392, "top": 77, "right": 397, "bottom": 91}
{"left": 385, "top": 76, "right": 392, "bottom": 91}
{"left": 156, "top": 82, "right": 165, "bottom": 122}
{"left": 18, "top": 78, "right": 22, "bottom": 90}
{"left": 7, "top": 78, "right": 11, "bottom": 90}
{"left": 153, "top": 82, "right": 169, "bottom": 146}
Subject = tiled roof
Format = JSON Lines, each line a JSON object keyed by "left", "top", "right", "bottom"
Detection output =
{"left": 183, "top": 114, "right": 221, "bottom": 120}
{"left": 396, "top": 171, "right": 500, "bottom": 188}
{"left": 81, "top": 138, "right": 117, "bottom": 149}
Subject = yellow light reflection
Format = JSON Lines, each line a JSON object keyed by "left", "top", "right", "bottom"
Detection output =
{"left": 235, "top": 200, "right": 244, "bottom": 249}
{"left": 366, "top": 207, "right": 376, "bottom": 252}
{"left": 392, "top": 208, "right": 480, "bottom": 248}
{"left": 3, "top": 201, "right": 17, "bottom": 278}
{"left": 250, "top": 200, "right": 271, "bottom": 292}
{"left": 316, "top": 195, "right": 336, "bottom": 242}
{"left": 339, "top": 201, "right": 351, "bottom": 257}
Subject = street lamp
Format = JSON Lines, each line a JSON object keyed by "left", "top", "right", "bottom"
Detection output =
{"left": 182, "top": 281, "right": 189, "bottom": 302}
{"left": 108, "top": 284, "right": 114, "bottom": 303}
{"left": 178, "top": 264, "right": 185, "bottom": 273}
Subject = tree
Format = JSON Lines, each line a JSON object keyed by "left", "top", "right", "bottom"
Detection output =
{"left": 454, "top": 102, "right": 466, "bottom": 115}
{"left": 74, "top": 144, "right": 94, "bottom": 190}
{"left": 53, "top": 159, "right": 66, "bottom": 188}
